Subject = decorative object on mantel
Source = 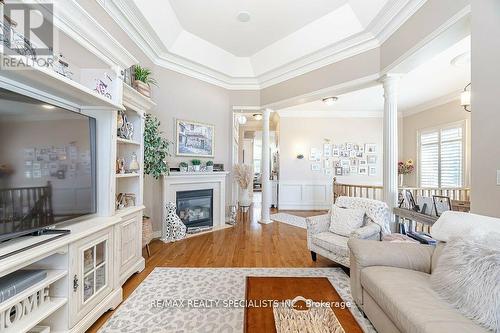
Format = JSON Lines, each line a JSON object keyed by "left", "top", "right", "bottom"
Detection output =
{"left": 117, "top": 110, "right": 134, "bottom": 140}
{"left": 179, "top": 162, "right": 188, "bottom": 172}
{"left": 176, "top": 119, "right": 215, "bottom": 157}
{"left": 398, "top": 159, "right": 414, "bottom": 187}
{"left": 234, "top": 164, "right": 253, "bottom": 208}
{"left": 93, "top": 72, "right": 114, "bottom": 100}
{"left": 133, "top": 65, "right": 158, "bottom": 97}
{"left": 206, "top": 160, "right": 214, "bottom": 172}
{"left": 213, "top": 163, "right": 224, "bottom": 172}
{"left": 191, "top": 159, "right": 201, "bottom": 172}
{"left": 161, "top": 202, "right": 187, "bottom": 243}
{"left": 144, "top": 114, "right": 171, "bottom": 179}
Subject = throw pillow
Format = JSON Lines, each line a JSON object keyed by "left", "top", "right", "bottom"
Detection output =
{"left": 430, "top": 234, "right": 500, "bottom": 331}
{"left": 329, "top": 205, "right": 365, "bottom": 237}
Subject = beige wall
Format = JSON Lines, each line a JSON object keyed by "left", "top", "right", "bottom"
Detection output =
{"left": 401, "top": 100, "right": 471, "bottom": 187}
{"left": 470, "top": 0, "right": 500, "bottom": 217}
{"left": 279, "top": 117, "right": 383, "bottom": 185}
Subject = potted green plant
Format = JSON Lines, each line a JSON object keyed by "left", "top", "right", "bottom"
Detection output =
{"left": 191, "top": 159, "right": 201, "bottom": 172}
{"left": 179, "top": 162, "right": 188, "bottom": 172}
{"left": 144, "top": 114, "right": 171, "bottom": 179}
{"left": 206, "top": 160, "right": 214, "bottom": 172}
{"left": 133, "top": 65, "right": 158, "bottom": 98}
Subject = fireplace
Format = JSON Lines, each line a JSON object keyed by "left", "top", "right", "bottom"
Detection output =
{"left": 176, "top": 189, "right": 214, "bottom": 228}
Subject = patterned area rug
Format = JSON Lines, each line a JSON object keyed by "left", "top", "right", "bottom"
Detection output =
{"left": 270, "top": 213, "right": 308, "bottom": 229}
{"left": 98, "top": 268, "right": 375, "bottom": 333}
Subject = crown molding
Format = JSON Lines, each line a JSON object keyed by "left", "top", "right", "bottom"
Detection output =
{"left": 277, "top": 110, "right": 383, "bottom": 118}
{"left": 47, "top": 0, "right": 138, "bottom": 69}
{"left": 99, "top": 0, "right": 428, "bottom": 90}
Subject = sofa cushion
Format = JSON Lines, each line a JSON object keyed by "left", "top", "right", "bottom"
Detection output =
{"left": 361, "top": 266, "right": 489, "bottom": 333}
{"left": 312, "top": 232, "right": 349, "bottom": 257}
{"left": 329, "top": 206, "right": 365, "bottom": 236}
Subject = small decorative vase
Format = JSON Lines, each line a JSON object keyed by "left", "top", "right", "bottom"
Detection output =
{"left": 129, "top": 153, "right": 140, "bottom": 173}
{"left": 193, "top": 165, "right": 200, "bottom": 172}
{"left": 399, "top": 174, "right": 404, "bottom": 187}
{"left": 239, "top": 188, "right": 252, "bottom": 207}
{"left": 180, "top": 166, "right": 188, "bottom": 172}
{"left": 206, "top": 166, "right": 213, "bottom": 172}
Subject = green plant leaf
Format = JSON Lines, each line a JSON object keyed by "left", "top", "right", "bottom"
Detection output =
{"left": 143, "top": 114, "right": 171, "bottom": 179}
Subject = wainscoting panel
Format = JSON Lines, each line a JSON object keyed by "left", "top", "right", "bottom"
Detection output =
{"left": 279, "top": 182, "right": 332, "bottom": 210}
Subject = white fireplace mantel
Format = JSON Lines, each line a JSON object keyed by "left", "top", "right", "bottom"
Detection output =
{"left": 161, "top": 172, "right": 230, "bottom": 230}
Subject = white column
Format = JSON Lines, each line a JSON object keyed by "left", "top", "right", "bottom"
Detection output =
{"left": 259, "top": 109, "right": 272, "bottom": 224}
{"left": 381, "top": 74, "right": 400, "bottom": 219}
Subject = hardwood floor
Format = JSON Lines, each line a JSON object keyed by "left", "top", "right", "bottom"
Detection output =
{"left": 87, "top": 196, "right": 336, "bottom": 332}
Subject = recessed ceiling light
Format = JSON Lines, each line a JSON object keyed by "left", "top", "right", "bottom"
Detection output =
{"left": 253, "top": 113, "right": 263, "bottom": 121}
{"left": 322, "top": 97, "right": 338, "bottom": 106}
{"left": 42, "top": 104, "right": 56, "bottom": 110}
{"left": 451, "top": 52, "right": 471, "bottom": 68}
{"left": 237, "top": 11, "right": 251, "bottom": 23}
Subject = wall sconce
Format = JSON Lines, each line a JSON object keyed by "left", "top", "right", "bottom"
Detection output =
{"left": 296, "top": 154, "right": 304, "bottom": 160}
{"left": 461, "top": 83, "right": 471, "bottom": 112}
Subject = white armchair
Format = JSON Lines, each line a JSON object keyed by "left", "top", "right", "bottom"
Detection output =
{"left": 306, "top": 196, "right": 390, "bottom": 267}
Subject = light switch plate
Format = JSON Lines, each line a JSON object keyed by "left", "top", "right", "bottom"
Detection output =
{"left": 497, "top": 170, "right": 500, "bottom": 185}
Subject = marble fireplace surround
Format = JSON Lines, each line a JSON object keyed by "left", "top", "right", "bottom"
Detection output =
{"left": 162, "top": 172, "right": 230, "bottom": 232}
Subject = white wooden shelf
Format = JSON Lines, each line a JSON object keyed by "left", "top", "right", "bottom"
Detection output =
{"left": 0, "top": 56, "right": 124, "bottom": 110}
{"left": 115, "top": 205, "right": 146, "bottom": 217}
{"left": 0, "top": 270, "right": 68, "bottom": 313}
{"left": 117, "top": 137, "right": 141, "bottom": 146}
{"left": 115, "top": 173, "right": 140, "bottom": 178}
{"left": 123, "top": 83, "right": 156, "bottom": 112}
{"left": 7, "top": 297, "right": 67, "bottom": 333}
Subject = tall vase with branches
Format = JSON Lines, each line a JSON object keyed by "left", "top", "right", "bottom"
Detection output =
{"left": 234, "top": 164, "right": 253, "bottom": 207}
{"left": 144, "top": 114, "right": 171, "bottom": 179}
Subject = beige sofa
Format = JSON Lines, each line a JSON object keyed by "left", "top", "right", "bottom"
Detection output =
{"left": 348, "top": 239, "right": 490, "bottom": 333}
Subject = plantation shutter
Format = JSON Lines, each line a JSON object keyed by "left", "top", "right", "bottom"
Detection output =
{"left": 419, "top": 123, "right": 464, "bottom": 188}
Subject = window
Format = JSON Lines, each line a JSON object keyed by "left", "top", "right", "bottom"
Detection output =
{"left": 418, "top": 122, "right": 465, "bottom": 188}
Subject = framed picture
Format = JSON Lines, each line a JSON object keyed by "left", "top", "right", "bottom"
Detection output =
{"left": 369, "top": 166, "right": 377, "bottom": 176}
{"left": 433, "top": 195, "right": 452, "bottom": 217}
{"left": 332, "top": 149, "right": 340, "bottom": 157}
{"left": 176, "top": 119, "right": 215, "bottom": 157}
{"left": 340, "top": 159, "right": 350, "bottom": 168}
{"left": 365, "top": 144, "right": 377, "bottom": 154}
{"left": 350, "top": 166, "right": 358, "bottom": 174}
{"left": 359, "top": 159, "right": 368, "bottom": 166}
{"left": 335, "top": 167, "right": 343, "bottom": 176}
{"left": 311, "top": 163, "right": 321, "bottom": 171}
{"left": 367, "top": 155, "right": 377, "bottom": 164}
{"left": 323, "top": 144, "right": 332, "bottom": 158}
{"left": 358, "top": 166, "right": 368, "bottom": 175}
{"left": 405, "top": 190, "right": 419, "bottom": 211}
{"left": 355, "top": 151, "right": 363, "bottom": 158}
{"left": 324, "top": 168, "right": 332, "bottom": 176}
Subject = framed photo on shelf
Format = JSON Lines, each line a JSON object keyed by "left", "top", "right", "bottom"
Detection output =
{"left": 433, "top": 195, "right": 452, "bottom": 217}
{"left": 176, "top": 119, "right": 215, "bottom": 157}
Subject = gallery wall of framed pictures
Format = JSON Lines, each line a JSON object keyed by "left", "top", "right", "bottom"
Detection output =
{"left": 309, "top": 142, "right": 378, "bottom": 177}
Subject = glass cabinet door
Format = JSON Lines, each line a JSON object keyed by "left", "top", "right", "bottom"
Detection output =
{"left": 82, "top": 240, "right": 107, "bottom": 303}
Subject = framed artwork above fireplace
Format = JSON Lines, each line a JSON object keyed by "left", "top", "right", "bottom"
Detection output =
{"left": 176, "top": 119, "right": 215, "bottom": 157}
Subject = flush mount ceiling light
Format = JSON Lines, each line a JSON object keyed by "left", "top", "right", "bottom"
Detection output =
{"left": 237, "top": 115, "right": 247, "bottom": 125}
{"left": 461, "top": 83, "right": 471, "bottom": 112}
{"left": 253, "top": 113, "right": 263, "bottom": 121}
{"left": 322, "top": 97, "right": 338, "bottom": 106}
{"left": 237, "top": 11, "right": 251, "bottom": 23}
{"left": 451, "top": 51, "right": 471, "bottom": 68}
{"left": 42, "top": 104, "right": 56, "bottom": 110}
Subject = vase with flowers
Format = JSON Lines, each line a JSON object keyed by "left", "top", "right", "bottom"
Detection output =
{"left": 398, "top": 159, "right": 414, "bottom": 187}
{"left": 234, "top": 164, "right": 253, "bottom": 207}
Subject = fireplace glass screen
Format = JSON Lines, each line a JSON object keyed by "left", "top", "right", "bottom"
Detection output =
{"left": 176, "top": 189, "right": 214, "bottom": 228}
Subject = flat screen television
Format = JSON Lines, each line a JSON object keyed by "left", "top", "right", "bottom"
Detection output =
{"left": 0, "top": 88, "right": 97, "bottom": 242}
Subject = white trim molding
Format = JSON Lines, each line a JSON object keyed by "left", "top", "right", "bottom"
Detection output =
{"left": 97, "top": 0, "right": 428, "bottom": 90}
{"left": 278, "top": 182, "right": 333, "bottom": 211}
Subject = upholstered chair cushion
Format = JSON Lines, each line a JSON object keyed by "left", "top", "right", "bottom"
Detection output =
{"left": 329, "top": 206, "right": 365, "bottom": 237}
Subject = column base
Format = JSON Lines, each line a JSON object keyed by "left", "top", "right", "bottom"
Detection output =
{"left": 258, "top": 219, "right": 273, "bottom": 225}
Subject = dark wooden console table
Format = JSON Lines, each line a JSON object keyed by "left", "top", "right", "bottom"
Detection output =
{"left": 394, "top": 207, "right": 438, "bottom": 233}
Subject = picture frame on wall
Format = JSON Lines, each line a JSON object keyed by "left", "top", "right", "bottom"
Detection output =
{"left": 332, "top": 149, "right": 340, "bottom": 157}
{"left": 359, "top": 159, "right": 368, "bottom": 166}
{"left": 358, "top": 166, "right": 368, "bottom": 175}
{"left": 350, "top": 166, "right": 358, "bottom": 174}
{"left": 335, "top": 167, "right": 343, "bottom": 176}
{"left": 365, "top": 144, "right": 377, "bottom": 154}
{"left": 369, "top": 166, "right": 377, "bottom": 176}
{"left": 367, "top": 155, "right": 377, "bottom": 164}
{"left": 176, "top": 119, "right": 215, "bottom": 157}
{"left": 323, "top": 143, "right": 332, "bottom": 158}
{"left": 311, "top": 163, "right": 321, "bottom": 171}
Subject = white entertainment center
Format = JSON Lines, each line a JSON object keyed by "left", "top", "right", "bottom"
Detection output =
{"left": 0, "top": 3, "right": 153, "bottom": 331}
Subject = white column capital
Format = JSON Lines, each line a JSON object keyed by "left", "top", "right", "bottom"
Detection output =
{"left": 379, "top": 73, "right": 403, "bottom": 83}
